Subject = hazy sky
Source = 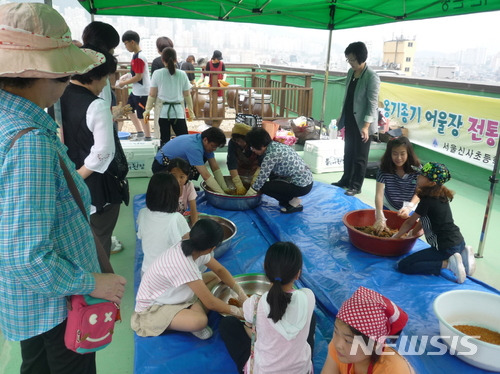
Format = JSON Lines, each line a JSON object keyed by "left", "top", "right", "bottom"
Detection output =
{"left": 6, "top": 0, "right": 500, "bottom": 56}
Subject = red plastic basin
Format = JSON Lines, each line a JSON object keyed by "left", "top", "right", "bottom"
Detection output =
{"left": 342, "top": 209, "right": 420, "bottom": 257}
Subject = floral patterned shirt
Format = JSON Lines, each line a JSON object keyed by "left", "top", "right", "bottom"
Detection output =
{"left": 252, "top": 141, "right": 313, "bottom": 191}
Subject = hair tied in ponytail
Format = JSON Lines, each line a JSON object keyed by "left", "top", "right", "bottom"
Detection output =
{"left": 274, "top": 277, "right": 282, "bottom": 283}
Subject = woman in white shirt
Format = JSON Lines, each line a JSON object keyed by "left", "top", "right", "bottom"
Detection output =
{"left": 132, "top": 219, "right": 247, "bottom": 340}
{"left": 60, "top": 45, "right": 128, "bottom": 257}
{"left": 144, "top": 47, "right": 195, "bottom": 146}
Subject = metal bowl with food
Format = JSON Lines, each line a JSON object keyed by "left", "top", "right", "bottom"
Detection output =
{"left": 211, "top": 273, "right": 271, "bottom": 316}
{"left": 185, "top": 213, "right": 237, "bottom": 258}
{"left": 433, "top": 290, "right": 500, "bottom": 371}
{"left": 201, "top": 175, "right": 262, "bottom": 211}
{"left": 342, "top": 209, "right": 421, "bottom": 256}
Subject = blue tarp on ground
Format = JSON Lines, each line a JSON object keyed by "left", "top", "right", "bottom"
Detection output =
{"left": 133, "top": 182, "right": 499, "bottom": 374}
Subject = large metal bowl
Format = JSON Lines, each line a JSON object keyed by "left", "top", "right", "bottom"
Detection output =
{"left": 342, "top": 209, "right": 420, "bottom": 256}
{"left": 185, "top": 214, "right": 237, "bottom": 258}
{"left": 201, "top": 175, "right": 262, "bottom": 211}
{"left": 212, "top": 273, "right": 271, "bottom": 317}
{"left": 434, "top": 290, "right": 500, "bottom": 371}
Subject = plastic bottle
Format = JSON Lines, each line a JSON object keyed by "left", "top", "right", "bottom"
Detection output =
{"left": 329, "top": 119, "right": 338, "bottom": 140}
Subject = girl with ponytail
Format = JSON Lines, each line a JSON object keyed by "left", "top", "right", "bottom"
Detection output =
{"left": 143, "top": 47, "right": 196, "bottom": 146}
{"left": 220, "top": 242, "right": 316, "bottom": 374}
{"left": 132, "top": 219, "right": 246, "bottom": 340}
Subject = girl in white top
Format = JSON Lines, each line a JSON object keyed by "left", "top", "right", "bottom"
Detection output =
{"left": 167, "top": 157, "right": 199, "bottom": 225}
{"left": 137, "top": 172, "right": 190, "bottom": 274}
{"left": 143, "top": 47, "right": 195, "bottom": 146}
{"left": 220, "top": 242, "right": 316, "bottom": 374}
{"left": 132, "top": 219, "right": 246, "bottom": 339}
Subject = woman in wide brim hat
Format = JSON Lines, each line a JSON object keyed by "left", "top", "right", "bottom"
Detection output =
{"left": 0, "top": 3, "right": 127, "bottom": 373}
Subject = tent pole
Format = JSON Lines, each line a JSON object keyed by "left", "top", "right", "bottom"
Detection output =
{"left": 476, "top": 141, "right": 500, "bottom": 258}
{"left": 320, "top": 29, "right": 333, "bottom": 131}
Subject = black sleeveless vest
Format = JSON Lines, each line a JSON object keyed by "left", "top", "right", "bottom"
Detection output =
{"left": 60, "top": 83, "right": 128, "bottom": 212}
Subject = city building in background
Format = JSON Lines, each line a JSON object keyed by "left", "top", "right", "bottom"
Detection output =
{"left": 382, "top": 36, "right": 417, "bottom": 76}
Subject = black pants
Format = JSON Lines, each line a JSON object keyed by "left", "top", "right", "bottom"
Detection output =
{"left": 338, "top": 122, "right": 371, "bottom": 191}
{"left": 159, "top": 118, "right": 188, "bottom": 146}
{"left": 260, "top": 181, "right": 313, "bottom": 206}
{"left": 20, "top": 319, "right": 96, "bottom": 374}
{"left": 90, "top": 203, "right": 121, "bottom": 258}
{"left": 219, "top": 313, "right": 316, "bottom": 374}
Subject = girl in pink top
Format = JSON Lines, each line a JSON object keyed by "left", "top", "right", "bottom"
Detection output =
{"left": 167, "top": 157, "right": 199, "bottom": 224}
{"left": 132, "top": 219, "right": 246, "bottom": 340}
{"left": 220, "top": 242, "right": 316, "bottom": 374}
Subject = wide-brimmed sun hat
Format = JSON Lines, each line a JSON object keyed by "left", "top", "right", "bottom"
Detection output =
{"left": 337, "top": 286, "right": 408, "bottom": 344}
{"left": 0, "top": 3, "right": 104, "bottom": 78}
{"left": 412, "top": 162, "right": 451, "bottom": 185}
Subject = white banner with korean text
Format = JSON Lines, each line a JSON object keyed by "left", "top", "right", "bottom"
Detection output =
{"left": 379, "top": 83, "right": 500, "bottom": 170}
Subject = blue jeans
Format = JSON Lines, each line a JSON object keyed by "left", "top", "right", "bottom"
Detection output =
{"left": 398, "top": 241, "right": 465, "bottom": 275}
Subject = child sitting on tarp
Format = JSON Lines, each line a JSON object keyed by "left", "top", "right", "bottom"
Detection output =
{"left": 132, "top": 219, "right": 246, "bottom": 340}
{"left": 392, "top": 162, "right": 475, "bottom": 284}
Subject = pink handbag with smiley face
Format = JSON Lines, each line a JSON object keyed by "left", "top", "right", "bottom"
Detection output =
{"left": 65, "top": 295, "right": 121, "bottom": 354}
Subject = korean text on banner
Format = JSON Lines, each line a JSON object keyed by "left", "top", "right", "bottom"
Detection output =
{"left": 379, "top": 82, "right": 500, "bottom": 170}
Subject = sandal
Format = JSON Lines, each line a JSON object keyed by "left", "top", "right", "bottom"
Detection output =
{"left": 280, "top": 204, "right": 303, "bottom": 214}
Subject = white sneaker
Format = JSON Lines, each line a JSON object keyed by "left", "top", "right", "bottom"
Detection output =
{"left": 460, "top": 245, "right": 476, "bottom": 276}
{"left": 110, "top": 236, "right": 124, "bottom": 254}
{"left": 447, "top": 253, "right": 466, "bottom": 284}
{"left": 191, "top": 326, "right": 213, "bottom": 340}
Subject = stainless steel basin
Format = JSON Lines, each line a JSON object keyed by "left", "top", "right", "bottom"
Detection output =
{"left": 186, "top": 214, "right": 237, "bottom": 258}
{"left": 201, "top": 175, "right": 262, "bottom": 211}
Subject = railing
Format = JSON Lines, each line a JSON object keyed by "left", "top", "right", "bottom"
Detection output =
{"left": 111, "top": 64, "right": 313, "bottom": 124}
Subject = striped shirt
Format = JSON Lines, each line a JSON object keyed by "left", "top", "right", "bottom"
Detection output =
{"left": 252, "top": 141, "right": 313, "bottom": 191}
{"left": 376, "top": 170, "right": 418, "bottom": 211}
{"left": 135, "top": 242, "right": 211, "bottom": 312}
{"left": 0, "top": 89, "right": 99, "bottom": 341}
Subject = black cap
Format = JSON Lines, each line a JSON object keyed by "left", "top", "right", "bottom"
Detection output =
{"left": 212, "top": 50, "right": 223, "bottom": 60}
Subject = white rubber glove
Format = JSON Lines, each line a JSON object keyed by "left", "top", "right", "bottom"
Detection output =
{"left": 231, "top": 282, "right": 248, "bottom": 304}
{"left": 143, "top": 96, "right": 156, "bottom": 122}
{"left": 213, "top": 169, "right": 229, "bottom": 191}
{"left": 228, "top": 305, "right": 244, "bottom": 319}
{"left": 205, "top": 176, "right": 225, "bottom": 194}
{"left": 251, "top": 167, "right": 260, "bottom": 186}
{"left": 398, "top": 202, "right": 415, "bottom": 219}
{"left": 222, "top": 74, "right": 227, "bottom": 81}
{"left": 232, "top": 175, "right": 247, "bottom": 195}
{"left": 184, "top": 94, "right": 195, "bottom": 120}
{"left": 373, "top": 209, "right": 388, "bottom": 233}
{"left": 204, "top": 75, "right": 210, "bottom": 86}
{"left": 245, "top": 187, "right": 257, "bottom": 196}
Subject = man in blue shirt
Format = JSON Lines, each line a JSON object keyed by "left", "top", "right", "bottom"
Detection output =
{"left": 152, "top": 127, "right": 228, "bottom": 194}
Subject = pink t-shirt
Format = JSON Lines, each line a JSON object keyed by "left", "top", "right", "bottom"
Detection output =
{"left": 178, "top": 181, "right": 197, "bottom": 214}
{"left": 135, "top": 242, "right": 211, "bottom": 312}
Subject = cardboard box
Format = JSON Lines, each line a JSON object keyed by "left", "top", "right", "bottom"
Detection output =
{"left": 120, "top": 140, "right": 159, "bottom": 178}
{"left": 303, "top": 139, "right": 344, "bottom": 174}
